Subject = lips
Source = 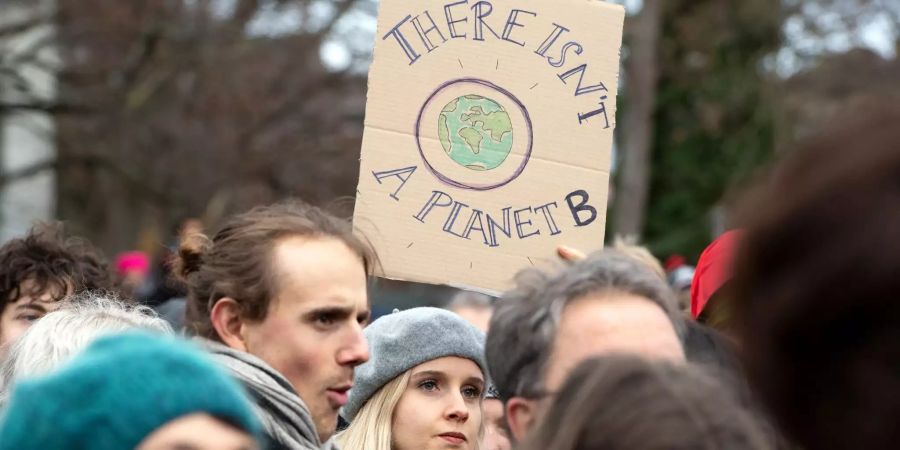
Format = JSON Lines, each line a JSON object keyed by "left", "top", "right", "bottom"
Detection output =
{"left": 326, "top": 385, "right": 351, "bottom": 408}
{"left": 438, "top": 432, "right": 467, "bottom": 445}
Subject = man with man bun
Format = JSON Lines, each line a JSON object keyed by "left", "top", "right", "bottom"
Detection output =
{"left": 178, "top": 200, "right": 373, "bottom": 450}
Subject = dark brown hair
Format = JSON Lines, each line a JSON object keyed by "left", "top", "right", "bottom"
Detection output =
{"left": 733, "top": 103, "right": 900, "bottom": 450}
{"left": 177, "top": 199, "right": 375, "bottom": 340}
{"left": 517, "top": 355, "right": 771, "bottom": 450}
{"left": 0, "top": 222, "right": 113, "bottom": 313}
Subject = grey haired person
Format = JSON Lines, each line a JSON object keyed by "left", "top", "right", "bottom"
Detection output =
{"left": 486, "top": 249, "right": 685, "bottom": 442}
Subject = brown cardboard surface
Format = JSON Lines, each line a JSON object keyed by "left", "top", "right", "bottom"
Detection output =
{"left": 353, "top": 0, "right": 625, "bottom": 294}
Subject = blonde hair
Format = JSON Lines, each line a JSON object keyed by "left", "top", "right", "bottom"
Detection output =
{"left": 337, "top": 370, "right": 412, "bottom": 450}
{"left": 338, "top": 369, "right": 486, "bottom": 450}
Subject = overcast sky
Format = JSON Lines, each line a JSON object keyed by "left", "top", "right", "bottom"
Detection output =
{"left": 203, "top": 0, "right": 898, "bottom": 76}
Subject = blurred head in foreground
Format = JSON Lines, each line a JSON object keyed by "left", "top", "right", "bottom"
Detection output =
{"left": 0, "top": 332, "right": 260, "bottom": 450}
{"left": 734, "top": 103, "right": 900, "bottom": 450}
{"left": 517, "top": 355, "right": 770, "bottom": 450}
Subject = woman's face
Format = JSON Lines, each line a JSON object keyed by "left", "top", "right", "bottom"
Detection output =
{"left": 137, "top": 414, "right": 257, "bottom": 450}
{"left": 392, "top": 356, "right": 485, "bottom": 450}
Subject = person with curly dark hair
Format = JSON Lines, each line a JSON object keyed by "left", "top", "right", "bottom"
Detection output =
{"left": 0, "top": 222, "right": 113, "bottom": 349}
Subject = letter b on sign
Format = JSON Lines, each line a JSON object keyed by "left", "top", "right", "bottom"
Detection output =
{"left": 565, "top": 190, "right": 597, "bottom": 227}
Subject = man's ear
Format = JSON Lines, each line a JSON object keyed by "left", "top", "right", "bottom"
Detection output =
{"left": 210, "top": 298, "right": 248, "bottom": 352}
{"left": 505, "top": 396, "right": 539, "bottom": 442}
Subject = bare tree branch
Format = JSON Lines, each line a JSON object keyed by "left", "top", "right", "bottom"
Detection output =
{"left": 0, "top": 12, "right": 52, "bottom": 39}
{"left": 316, "top": 0, "right": 360, "bottom": 41}
{"left": 0, "top": 100, "right": 92, "bottom": 115}
{"left": 230, "top": 0, "right": 262, "bottom": 29}
{"left": 0, "top": 154, "right": 170, "bottom": 205}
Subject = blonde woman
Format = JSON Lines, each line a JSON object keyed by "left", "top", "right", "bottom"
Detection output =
{"left": 338, "top": 307, "right": 487, "bottom": 450}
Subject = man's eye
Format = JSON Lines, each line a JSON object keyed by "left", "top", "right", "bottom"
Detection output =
{"left": 316, "top": 314, "right": 335, "bottom": 326}
{"left": 17, "top": 314, "right": 41, "bottom": 322}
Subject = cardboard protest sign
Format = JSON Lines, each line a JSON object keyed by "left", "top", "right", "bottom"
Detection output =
{"left": 353, "top": 0, "right": 625, "bottom": 294}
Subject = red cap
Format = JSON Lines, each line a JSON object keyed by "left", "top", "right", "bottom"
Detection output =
{"left": 690, "top": 230, "right": 743, "bottom": 319}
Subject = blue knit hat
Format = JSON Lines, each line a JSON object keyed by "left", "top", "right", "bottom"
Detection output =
{"left": 342, "top": 307, "right": 487, "bottom": 422}
{"left": 0, "top": 332, "right": 260, "bottom": 450}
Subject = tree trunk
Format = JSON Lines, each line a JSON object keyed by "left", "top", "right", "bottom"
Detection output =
{"left": 612, "top": 0, "right": 663, "bottom": 238}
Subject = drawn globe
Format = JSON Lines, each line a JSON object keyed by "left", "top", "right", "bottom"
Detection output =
{"left": 437, "top": 95, "right": 514, "bottom": 171}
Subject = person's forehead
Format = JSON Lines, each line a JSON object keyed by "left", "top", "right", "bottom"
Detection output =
{"left": 562, "top": 292, "right": 665, "bottom": 321}
{"left": 11, "top": 296, "right": 59, "bottom": 307}
{"left": 555, "top": 297, "right": 677, "bottom": 350}
{"left": 554, "top": 292, "right": 682, "bottom": 351}
{"left": 9, "top": 280, "right": 69, "bottom": 306}
{"left": 17, "top": 275, "right": 72, "bottom": 291}
{"left": 270, "top": 236, "right": 366, "bottom": 287}
{"left": 272, "top": 237, "right": 363, "bottom": 275}
{"left": 412, "top": 356, "right": 484, "bottom": 379}
{"left": 541, "top": 295, "right": 683, "bottom": 390}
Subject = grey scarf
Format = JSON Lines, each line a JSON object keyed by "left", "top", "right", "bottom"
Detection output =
{"left": 201, "top": 340, "right": 341, "bottom": 450}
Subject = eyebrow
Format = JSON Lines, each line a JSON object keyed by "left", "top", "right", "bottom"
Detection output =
{"left": 411, "top": 370, "right": 447, "bottom": 381}
{"left": 14, "top": 303, "right": 47, "bottom": 314}
{"left": 465, "top": 376, "right": 486, "bottom": 387}
{"left": 303, "top": 305, "right": 371, "bottom": 323}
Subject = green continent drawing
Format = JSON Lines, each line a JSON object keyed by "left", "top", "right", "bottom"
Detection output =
{"left": 438, "top": 95, "right": 513, "bottom": 171}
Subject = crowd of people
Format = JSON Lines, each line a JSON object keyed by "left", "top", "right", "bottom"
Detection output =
{"left": 0, "top": 105, "right": 895, "bottom": 450}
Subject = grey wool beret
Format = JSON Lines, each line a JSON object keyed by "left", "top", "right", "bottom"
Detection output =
{"left": 341, "top": 307, "right": 487, "bottom": 422}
